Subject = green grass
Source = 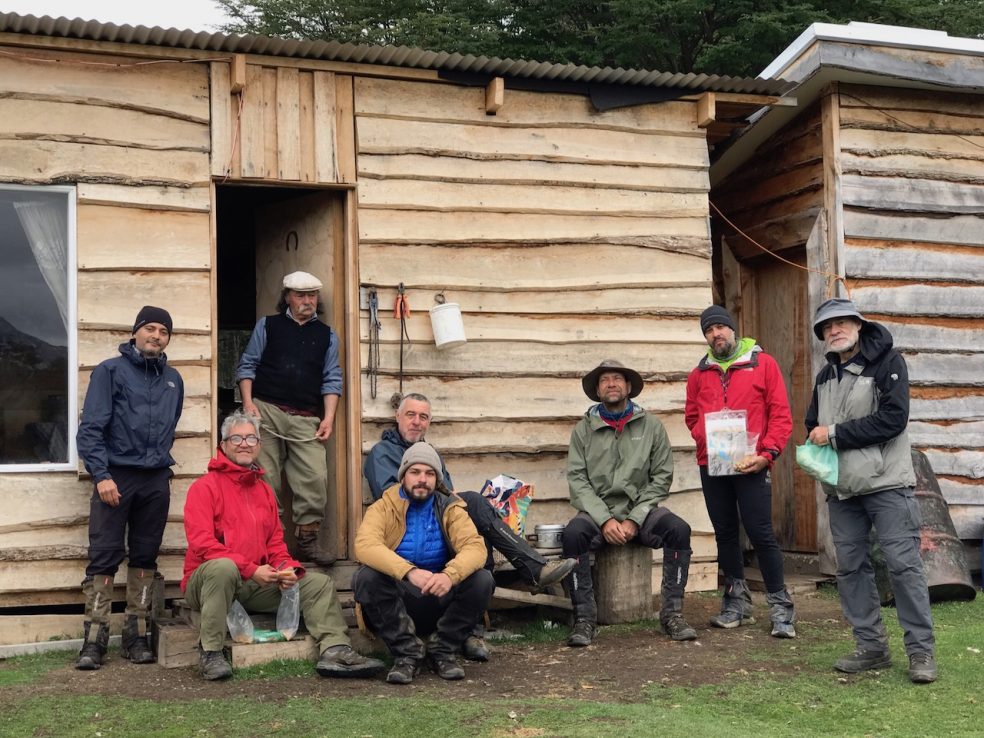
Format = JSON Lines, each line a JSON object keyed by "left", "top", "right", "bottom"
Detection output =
{"left": 2, "top": 596, "right": 982, "bottom": 738}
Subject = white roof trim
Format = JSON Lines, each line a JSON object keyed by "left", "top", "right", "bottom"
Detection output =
{"left": 761, "top": 21, "right": 984, "bottom": 79}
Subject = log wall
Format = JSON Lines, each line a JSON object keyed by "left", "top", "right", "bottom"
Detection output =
{"left": 0, "top": 47, "right": 213, "bottom": 602}
{"left": 353, "top": 77, "right": 716, "bottom": 542}
{"left": 838, "top": 83, "right": 984, "bottom": 539}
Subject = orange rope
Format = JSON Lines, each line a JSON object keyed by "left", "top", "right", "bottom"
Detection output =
{"left": 708, "top": 200, "right": 850, "bottom": 299}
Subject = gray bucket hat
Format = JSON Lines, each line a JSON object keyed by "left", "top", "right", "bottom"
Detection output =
{"left": 582, "top": 360, "right": 644, "bottom": 402}
{"left": 813, "top": 298, "right": 867, "bottom": 340}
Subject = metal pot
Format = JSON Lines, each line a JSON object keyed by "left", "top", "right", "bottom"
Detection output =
{"left": 531, "top": 524, "right": 565, "bottom": 549}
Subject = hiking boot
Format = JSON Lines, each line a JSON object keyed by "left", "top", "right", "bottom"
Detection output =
{"left": 662, "top": 613, "right": 698, "bottom": 641}
{"left": 294, "top": 523, "right": 337, "bottom": 567}
{"left": 462, "top": 635, "right": 490, "bottom": 662}
{"left": 766, "top": 588, "right": 796, "bottom": 639}
{"left": 199, "top": 649, "right": 233, "bottom": 681}
{"left": 121, "top": 615, "right": 155, "bottom": 664}
{"left": 429, "top": 653, "right": 465, "bottom": 680}
{"left": 567, "top": 620, "right": 596, "bottom": 647}
{"left": 533, "top": 558, "right": 578, "bottom": 592}
{"left": 76, "top": 621, "right": 109, "bottom": 671}
{"left": 710, "top": 610, "right": 757, "bottom": 628}
{"left": 315, "top": 644, "right": 384, "bottom": 678}
{"left": 834, "top": 648, "right": 892, "bottom": 674}
{"left": 908, "top": 652, "right": 938, "bottom": 684}
{"left": 386, "top": 658, "right": 420, "bottom": 685}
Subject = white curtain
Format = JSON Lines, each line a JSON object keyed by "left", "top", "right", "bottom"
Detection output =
{"left": 13, "top": 199, "right": 68, "bottom": 330}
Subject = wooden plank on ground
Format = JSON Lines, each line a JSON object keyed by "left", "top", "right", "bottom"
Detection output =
{"left": 491, "top": 587, "right": 572, "bottom": 610}
{"left": 0, "top": 613, "right": 124, "bottom": 647}
{"left": 230, "top": 636, "right": 319, "bottom": 668}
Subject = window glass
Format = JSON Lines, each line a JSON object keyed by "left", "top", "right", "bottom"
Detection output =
{"left": 0, "top": 186, "right": 74, "bottom": 467}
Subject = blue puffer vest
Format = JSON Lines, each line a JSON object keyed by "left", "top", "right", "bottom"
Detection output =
{"left": 394, "top": 492, "right": 449, "bottom": 571}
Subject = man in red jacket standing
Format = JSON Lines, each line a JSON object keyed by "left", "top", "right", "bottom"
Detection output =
{"left": 685, "top": 305, "right": 796, "bottom": 638}
{"left": 182, "top": 410, "right": 383, "bottom": 680}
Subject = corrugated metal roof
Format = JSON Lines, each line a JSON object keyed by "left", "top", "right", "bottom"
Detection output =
{"left": 0, "top": 12, "right": 789, "bottom": 95}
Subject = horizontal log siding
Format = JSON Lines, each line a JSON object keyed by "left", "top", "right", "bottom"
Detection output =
{"left": 839, "top": 83, "right": 984, "bottom": 539}
{"left": 711, "top": 101, "right": 824, "bottom": 258}
{"left": 353, "top": 77, "right": 714, "bottom": 536}
{"left": 0, "top": 47, "right": 213, "bottom": 596}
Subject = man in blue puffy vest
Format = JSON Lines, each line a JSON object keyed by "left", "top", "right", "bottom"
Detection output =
{"left": 238, "top": 271, "right": 338, "bottom": 567}
{"left": 76, "top": 306, "right": 184, "bottom": 670}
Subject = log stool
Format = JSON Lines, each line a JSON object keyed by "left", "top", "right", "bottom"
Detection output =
{"left": 594, "top": 545, "right": 653, "bottom": 624}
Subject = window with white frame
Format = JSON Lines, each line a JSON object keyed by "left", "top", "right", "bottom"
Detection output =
{"left": 0, "top": 184, "right": 76, "bottom": 469}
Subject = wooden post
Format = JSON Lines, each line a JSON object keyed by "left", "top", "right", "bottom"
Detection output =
{"left": 594, "top": 545, "right": 653, "bottom": 624}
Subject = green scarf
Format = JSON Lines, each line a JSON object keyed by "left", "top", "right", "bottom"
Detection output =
{"left": 705, "top": 336, "right": 758, "bottom": 372}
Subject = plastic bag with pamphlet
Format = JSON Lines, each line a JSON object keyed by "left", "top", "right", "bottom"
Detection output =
{"left": 480, "top": 474, "right": 534, "bottom": 537}
{"left": 795, "top": 441, "right": 839, "bottom": 485}
{"left": 276, "top": 583, "right": 300, "bottom": 641}
{"left": 705, "top": 408, "right": 759, "bottom": 476}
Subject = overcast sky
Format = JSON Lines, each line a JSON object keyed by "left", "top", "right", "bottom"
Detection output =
{"left": 2, "top": 1, "right": 232, "bottom": 32}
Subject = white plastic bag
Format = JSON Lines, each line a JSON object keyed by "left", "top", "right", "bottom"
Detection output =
{"left": 226, "top": 600, "right": 255, "bottom": 644}
{"left": 276, "top": 583, "right": 300, "bottom": 641}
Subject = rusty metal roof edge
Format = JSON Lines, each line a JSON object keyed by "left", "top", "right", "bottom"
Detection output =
{"left": 0, "top": 11, "right": 790, "bottom": 95}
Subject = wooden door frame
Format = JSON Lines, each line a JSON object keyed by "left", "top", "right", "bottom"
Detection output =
{"left": 209, "top": 179, "right": 363, "bottom": 561}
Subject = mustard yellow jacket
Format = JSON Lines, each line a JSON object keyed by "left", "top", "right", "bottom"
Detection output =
{"left": 355, "top": 483, "right": 487, "bottom": 585}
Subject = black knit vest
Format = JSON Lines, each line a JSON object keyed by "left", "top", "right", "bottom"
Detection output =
{"left": 253, "top": 313, "right": 332, "bottom": 414}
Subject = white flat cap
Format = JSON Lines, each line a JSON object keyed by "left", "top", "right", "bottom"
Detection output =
{"left": 283, "top": 271, "right": 323, "bottom": 291}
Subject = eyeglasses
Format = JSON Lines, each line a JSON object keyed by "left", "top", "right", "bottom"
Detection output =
{"left": 226, "top": 434, "right": 260, "bottom": 447}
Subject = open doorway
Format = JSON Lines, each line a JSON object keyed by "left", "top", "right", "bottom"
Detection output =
{"left": 215, "top": 183, "right": 349, "bottom": 561}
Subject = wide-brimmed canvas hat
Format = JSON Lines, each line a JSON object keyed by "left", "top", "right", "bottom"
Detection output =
{"left": 581, "top": 360, "right": 644, "bottom": 402}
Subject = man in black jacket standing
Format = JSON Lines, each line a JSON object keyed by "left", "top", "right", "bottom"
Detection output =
{"left": 806, "top": 298, "right": 936, "bottom": 683}
{"left": 76, "top": 306, "right": 184, "bottom": 670}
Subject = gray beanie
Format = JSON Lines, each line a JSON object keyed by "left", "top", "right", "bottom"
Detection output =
{"left": 700, "top": 305, "right": 736, "bottom": 334}
{"left": 812, "top": 298, "right": 867, "bottom": 339}
{"left": 398, "top": 442, "right": 444, "bottom": 482}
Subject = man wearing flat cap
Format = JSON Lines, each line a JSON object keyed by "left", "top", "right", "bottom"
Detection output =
{"left": 686, "top": 305, "right": 796, "bottom": 638}
{"left": 562, "top": 360, "right": 697, "bottom": 646}
{"left": 807, "top": 298, "right": 937, "bottom": 683}
{"left": 354, "top": 442, "right": 493, "bottom": 684}
{"left": 76, "top": 306, "right": 184, "bottom": 670}
{"left": 237, "top": 271, "right": 339, "bottom": 567}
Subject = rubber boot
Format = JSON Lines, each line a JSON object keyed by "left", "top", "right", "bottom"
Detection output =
{"left": 77, "top": 575, "right": 113, "bottom": 670}
{"left": 710, "top": 577, "right": 756, "bottom": 629}
{"left": 766, "top": 587, "right": 796, "bottom": 638}
{"left": 294, "top": 521, "right": 337, "bottom": 567}
{"left": 659, "top": 548, "right": 697, "bottom": 641}
{"left": 565, "top": 555, "right": 597, "bottom": 647}
{"left": 122, "top": 568, "right": 156, "bottom": 663}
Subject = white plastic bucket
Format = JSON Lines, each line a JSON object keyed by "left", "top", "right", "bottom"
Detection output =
{"left": 429, "top": 302, "right": 467, "bottom": 349}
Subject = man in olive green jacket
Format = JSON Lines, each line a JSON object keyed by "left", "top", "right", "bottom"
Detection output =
{"left": 562, "top": 360, "right": 697, "bottom": 646}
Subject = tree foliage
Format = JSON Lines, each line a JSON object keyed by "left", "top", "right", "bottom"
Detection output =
{"left": 216, "top": 0, "right": 984, "bottom": 76}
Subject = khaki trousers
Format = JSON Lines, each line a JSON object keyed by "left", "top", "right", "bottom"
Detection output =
{"left": 185, "top": 558, "right": 349, "bottom": 652}
{"left": 254, "top": 398, "right": 329, "bottom": 526}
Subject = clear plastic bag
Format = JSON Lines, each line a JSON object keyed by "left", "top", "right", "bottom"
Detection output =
{"left": 795, "top": 442, "right": 839, "bottom": 485}
{"left": 276, "top": 583, "right": 300, "bottom": 641}
{"left": 705, "top": 409, "right": 758, "bottom": 476}
{"left": 226, "top": 600, "right": 255, "bottom": 644}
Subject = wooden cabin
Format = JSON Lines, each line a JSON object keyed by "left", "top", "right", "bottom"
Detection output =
{"left": 0, "top": 12, "right": 791, "bottom": 643}
{"left": 710, "top": 22, "right": 984, "bottom": 573}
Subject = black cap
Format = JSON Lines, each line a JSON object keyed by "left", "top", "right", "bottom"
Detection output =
{"left": 132, "top": 306, "right": 173, "bottom": 335}
{"left": 700, "top": 305, "right": 736, "bottom": 334}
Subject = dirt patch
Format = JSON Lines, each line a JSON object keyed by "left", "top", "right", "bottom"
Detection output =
{"left": 2, "top": 592, "right": 847, "bottom": 704}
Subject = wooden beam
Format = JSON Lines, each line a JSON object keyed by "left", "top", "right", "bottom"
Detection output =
{"left": 230, "top": 54, "right": 247, "bottom": 94}
{"left": 820, "top": 82, "right": 844, "bottom": 298}
{"left": 485, "top": 77, "right": 504, "bottom": 115}
{"left": 696, "top": 92, "right": 715, "bottom": 129}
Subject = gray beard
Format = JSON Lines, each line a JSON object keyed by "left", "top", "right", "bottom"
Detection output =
{"left": 712, "top": 342, "right": 736, "bottom": 360}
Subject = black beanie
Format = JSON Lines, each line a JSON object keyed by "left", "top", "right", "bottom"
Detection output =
{"left": 700, "top": 305, "right": 736, "bottom": 334}
{"left": 132, "top": 306, "right": 173, "bottom": 335}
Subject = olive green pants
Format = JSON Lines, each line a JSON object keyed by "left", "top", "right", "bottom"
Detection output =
{"left": 254, "top": 398, "right": 329, "bottom": 526}
{"left": 185, "top": 558, "right": 349, "bottom": 652}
